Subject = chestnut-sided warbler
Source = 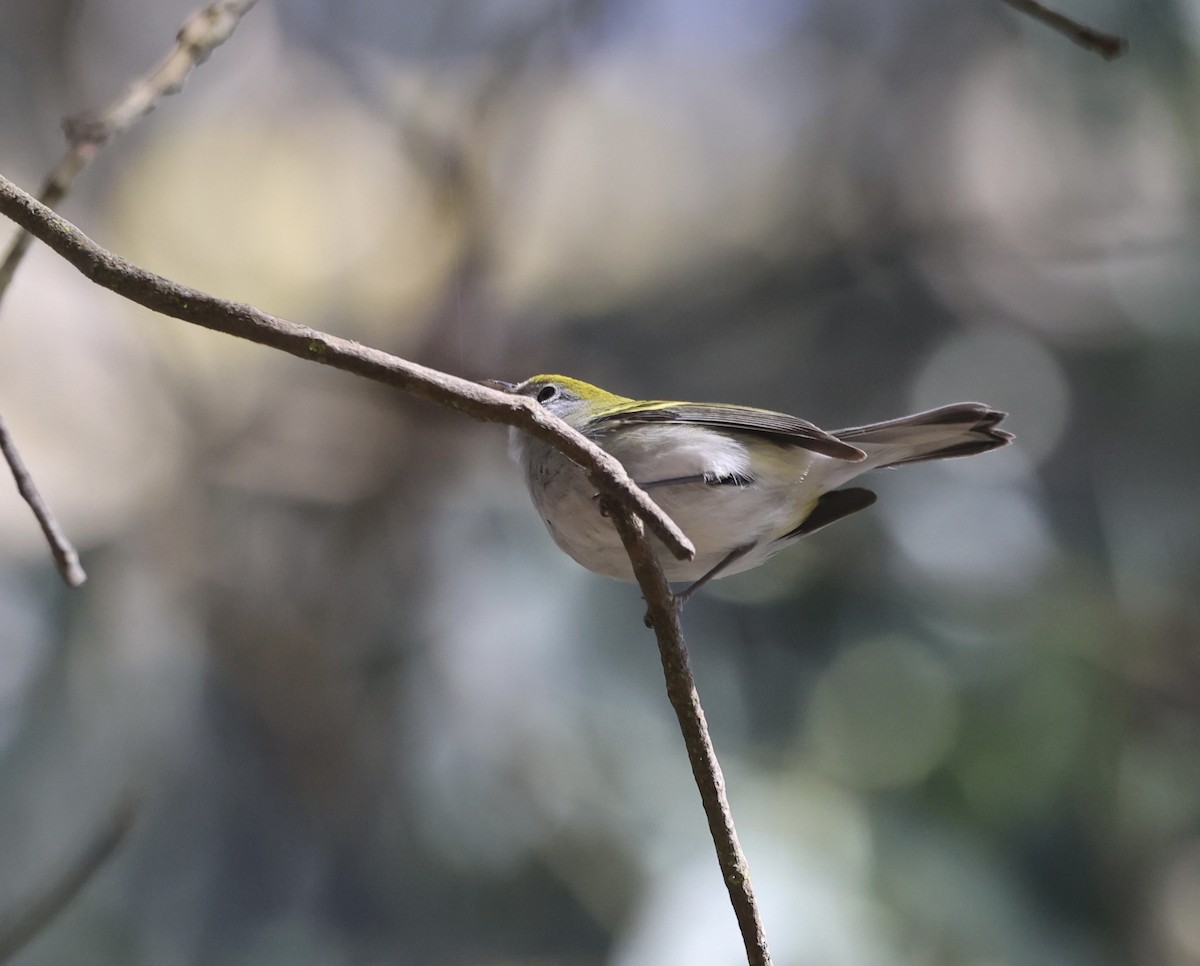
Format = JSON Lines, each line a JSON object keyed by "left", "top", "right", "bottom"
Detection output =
{"left": 488, "top": 375, "right": 1012, "bottom": 598}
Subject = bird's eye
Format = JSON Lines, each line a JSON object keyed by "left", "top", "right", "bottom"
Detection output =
{"left": 536, "top": 385, "right": 558, "bottom": 404}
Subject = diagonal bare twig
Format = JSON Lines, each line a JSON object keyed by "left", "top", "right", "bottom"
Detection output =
{"left": 0, "top": 412, "right": 86, "bottom": 587}
{"left": 0, "top": 795, "right": 137, "bottom": 963}
{"left": 605, "top": 506, "right": 772, "bottom": 965}
{"left": 0, "top": 0, "right": 260, "bottom": 587}
{"left": 1002, "top": 0, "right": 1128, "bottom": 59}
{"left": 0, "top": 0, "right": 261, "bottom": 308}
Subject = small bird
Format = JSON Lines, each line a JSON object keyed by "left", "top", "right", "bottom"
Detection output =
{"left": 488, "top": 375, "right": 1012, "bottom": 599}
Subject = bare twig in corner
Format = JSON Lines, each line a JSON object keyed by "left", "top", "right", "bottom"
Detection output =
{"left": 0, "top": 0, "right": 260, "bottom": 307}
{"left": 0, "top": 412, "right": 86, "bottom": 587}
{"left": 605, "top": 506, "right": 772, "bottom": 965}
{"left": 1002, "top": 0, "right": 1128, "bottom": 59}
{"left": 0, "top": 795, "right": 137, "bottom": 963}
{"left": 0, "top": 0, "right": 259, "bottom": 586}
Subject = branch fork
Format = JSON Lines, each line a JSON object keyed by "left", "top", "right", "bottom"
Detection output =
{"left": 0, "top": 171, "right": 769, "bottom": 962}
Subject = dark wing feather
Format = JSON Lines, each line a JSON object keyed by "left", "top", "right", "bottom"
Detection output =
{"left": 593, "top": 402, "right": 867, "bottom": 461}
{"left": 782, "top": 487, "right": 877, "bottom": 539}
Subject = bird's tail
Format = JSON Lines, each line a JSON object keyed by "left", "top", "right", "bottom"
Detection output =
{"left": 808, "top": 403, "right": 1011, "bottom": 493}
{"left": 835, "top": 403, "right": 1012, "bottom": 469}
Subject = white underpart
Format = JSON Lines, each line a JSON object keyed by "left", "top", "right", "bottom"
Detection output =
{"left": 510, "top": 424, "right": 841, "bottom": 583}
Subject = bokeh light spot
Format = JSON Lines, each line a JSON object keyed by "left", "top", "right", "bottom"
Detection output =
{"left": 910, "top": 326, "right": 1069, "bottom": 467}
{"left": 884, "top": 481, "right": 1052, "bottom": 595}
{"left": 806, "top": 637, "right": 960, "bottom": 790}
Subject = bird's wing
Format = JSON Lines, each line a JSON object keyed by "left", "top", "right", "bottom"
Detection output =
{"left": 592, "top": 401, "right": 867, "bottom": 461}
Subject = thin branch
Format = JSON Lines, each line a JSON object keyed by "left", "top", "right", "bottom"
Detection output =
{"left": 0, "top": 166, "right": 785, "bottom": 958}
{"left": 0, "top": 795, "right": 137, "bottom": 963}
{"left": 605, "top": 506, "right": 772, "bottom": 966}
{"left": 0, "top": 0, "right": 260, "bottom": 307}
{"left": 0, "top": 0, "right": 259, "bottom": 587}
{"left": 0, "top": 412, "right": 86, "bottom": 587}
{"left": 0, "top": 173, "right": 696, "bottom": 564}
{"left": 0, "top": 4, "right": 753, "bottom": 959}
{"left": 0, "top": 167, "right": 773, "bottom": 957}
{"left": 1002, "top": 0, "right": 1128, "bottom": 59}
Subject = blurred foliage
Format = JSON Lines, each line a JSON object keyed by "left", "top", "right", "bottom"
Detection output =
{"left": 1, "top": 0, "right": 1199, "bottom": 963}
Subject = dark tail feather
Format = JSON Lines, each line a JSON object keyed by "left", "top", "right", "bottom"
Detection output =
{"left": 833, "top": 403, "right": 1013, "bottom": 468}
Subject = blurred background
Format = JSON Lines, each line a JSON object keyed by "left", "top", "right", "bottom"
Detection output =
{"left": 1, "top": 0, "right": 1197, "bottom": 963}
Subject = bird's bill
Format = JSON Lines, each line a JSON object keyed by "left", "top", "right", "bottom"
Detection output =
{"left": 481, "top": 379, "right": 517, "bottom": 392}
